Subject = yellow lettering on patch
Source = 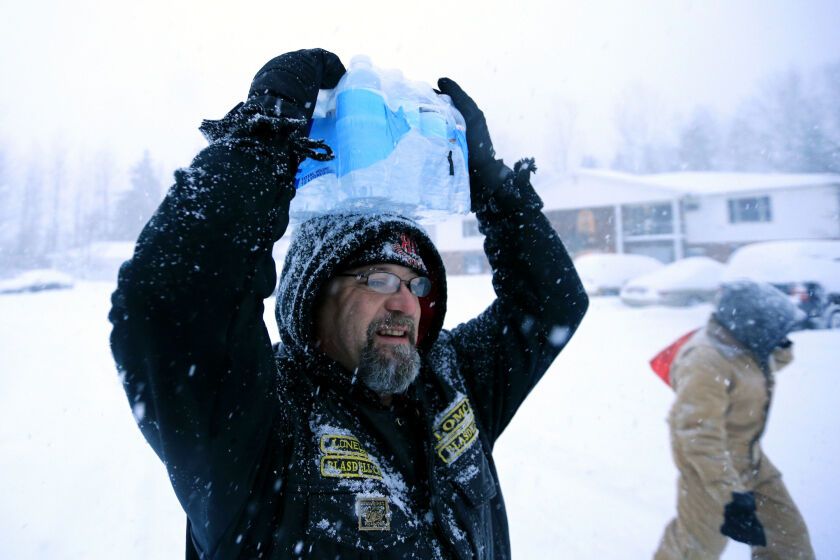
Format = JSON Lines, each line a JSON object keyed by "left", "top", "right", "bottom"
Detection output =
{"left": 320, "top": 434, "right": 369, "bottom": 458}
{"left": 433, "top": 398, "right": 474, "bottom": 442}
{"left": 320, "top": 455, "right": 383, "bottom": 480}
{"left": 436, "top": 419, "right": 479, "bottom": 464}
{"left": 433, "top": 397, "right": 479, "bottom": 464}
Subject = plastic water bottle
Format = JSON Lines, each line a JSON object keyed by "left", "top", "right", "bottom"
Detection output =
{"left": 382, "top": 70, "right": 420, "bottom": 129}
{"left": 381, "top": 71, "right": 423, "bottom": 210}
{"left": 335, "top": 56, "right": 392, "bottom": 205}
{"left": 293, "top": 112, "right": 340, "bottom": 219}
{"left": 289, "top": 56, "right": 470, "bottom": 223}
{"left": 414, "top": 90, "right": 454, "bottom": 218}
{"left": 444, "top": 93, "right": 471, "bottom": 214}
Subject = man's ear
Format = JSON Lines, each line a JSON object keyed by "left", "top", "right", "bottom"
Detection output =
{"left": 312, "top": 278, "right": 340, "bottom": 336}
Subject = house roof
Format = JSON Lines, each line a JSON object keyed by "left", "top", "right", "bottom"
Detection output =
{"left": 533, "top": 169, "right": 840, "bottom": 210}
{"left": 640, "top": 172, "right": 840, "bottom": 195}
{"left": 534, "top": 170, "right": 677, "bottom": 209}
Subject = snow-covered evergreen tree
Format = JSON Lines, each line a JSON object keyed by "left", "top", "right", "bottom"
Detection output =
{"left": 112, "top": 151, "right": 163, "bottom": 241}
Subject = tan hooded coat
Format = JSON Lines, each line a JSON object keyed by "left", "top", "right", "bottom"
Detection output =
{"left": 654, "top": 318, "right": 813, "bottom": 560}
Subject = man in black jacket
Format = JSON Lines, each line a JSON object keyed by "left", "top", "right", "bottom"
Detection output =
{"left": 110, "top": 49, "right": 588, "bottom": 559}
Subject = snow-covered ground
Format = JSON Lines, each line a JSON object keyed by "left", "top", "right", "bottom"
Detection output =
{"left": 1, "top": 277, "right": 837, "bottom": 559}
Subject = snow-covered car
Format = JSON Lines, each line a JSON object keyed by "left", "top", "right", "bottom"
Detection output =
{"left": 722, "top": 240, "right": 840, "bottom": 329}
{"left": 573, "top": 253, "right": 664, "bottom": 296}
{"left": 0, "top": 269, "right": 75, "bottom": 295}
{"left": 620, "top": 256, "right": 725, "bottom": 307}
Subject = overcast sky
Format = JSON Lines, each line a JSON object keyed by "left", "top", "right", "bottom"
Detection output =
{"left": 2, "top": 0, "right": 839, "bottom": 178}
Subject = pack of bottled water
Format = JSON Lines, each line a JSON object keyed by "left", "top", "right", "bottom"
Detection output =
{"left": 289, "top": 55, "right": 471, "bottom": 224}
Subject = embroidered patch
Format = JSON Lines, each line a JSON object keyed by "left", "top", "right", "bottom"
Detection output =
{"left": 357, "top": 496, "right": 390, "bottom": 531}
{"left": 320, "top": 434, "right": 369, "bottom": 458}
{"left": 318, "top": 434, "right": 382, "bottom": 480}
{"left": 434, "top": 397, "right": 479, "bottom": 464}
{"left": 320, "top": 455, "right": 383, "bottom": 479}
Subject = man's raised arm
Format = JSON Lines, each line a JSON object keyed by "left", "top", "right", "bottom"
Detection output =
{"left": 108, "top": 49, "right": 344, "bottom": 553}
{"left": 438, "top": 78, "right": 589, "bottom": 444}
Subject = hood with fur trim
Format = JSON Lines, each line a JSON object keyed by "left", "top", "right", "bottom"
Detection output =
{"left": 275, "top": 211, "right": 447, "bottom": 356}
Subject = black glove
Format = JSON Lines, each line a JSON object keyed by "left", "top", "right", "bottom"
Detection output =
{"left": 437, "top": 78, "right": 540, "bottom": 215}
{"left": 437, "top": 78, "right": 509, "bottom": 208}
{"left": 201, "top": 49, "right": 345, "bottom": 145}
{"left": 246, "top": 48, "right": 345, "bottom": 120}
{"left": 720, "top": 491, "right": 767, "bottom": 547}
{"left": 436, "top": 78, "right": 497, "bottom": 172}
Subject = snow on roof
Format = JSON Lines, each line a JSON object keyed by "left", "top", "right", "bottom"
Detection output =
{"left": 532, "top": 169, "right": 840, "bottom": 210}
{"left": 640, "top": 171, "right": 840, "bottom": 195}
{"left": 534, "top": 169, "right": 678, "bottom": 209}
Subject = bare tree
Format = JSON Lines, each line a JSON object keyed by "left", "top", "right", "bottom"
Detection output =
{"left": 543, "top": 95, "right": 579, "bottom": 173}
{"left": 0, "top": 146, "right": 15, "bottom": 273}
{"left": 722, "top": 67, "right": 835, "bottom": 173}
{"left": 814, "top": 61, "right": 840, "bottom": 172}
{"left": 94, "top": 149, "right": 116, "bottom": 240}
{"left": 17, "top": 155, "right": 47, "bottom": 268}
{"left": 611, "top": 85, "right": 678, "bottom": 173}
{"left": 73, "top": 148, "right": 117, "bottom": 248}
{"left": 44, "top": 144, "right": 67, "bottom": 256}
{"left": 677, "top": 107, "right": 721, "bottom": 171}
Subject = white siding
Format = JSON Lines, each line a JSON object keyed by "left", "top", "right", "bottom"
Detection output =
{"left": 430, "top": 215, "right": 485, "bottom": 252}
{"left": 684, "top": 185, "right": 840, "bottom": 243}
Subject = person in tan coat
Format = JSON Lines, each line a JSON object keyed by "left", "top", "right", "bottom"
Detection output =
{"left": 654, "top": 280, "right": 815, "bottom": 560}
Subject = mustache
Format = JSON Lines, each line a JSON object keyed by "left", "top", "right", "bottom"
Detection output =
{"left": 367, "top": 314, "right": 417, "bottom": 342}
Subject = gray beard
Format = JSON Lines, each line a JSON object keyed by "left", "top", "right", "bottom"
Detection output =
{"left": 358, "top": 316, "right": 421, "bottom": 395}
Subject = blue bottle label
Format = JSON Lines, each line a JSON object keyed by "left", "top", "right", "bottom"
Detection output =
{"left": 337, "top": 89, "right": 391, "bottom": 176}
{"left": 295, "top": 117, "right": 337, "bottom": 189}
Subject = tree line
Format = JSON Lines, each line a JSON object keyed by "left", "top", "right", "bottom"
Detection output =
{"left": 609, "top": 61, "right": 840, "bottom": 174}
{"left": 1, "top": 61, "right": 838, "bottom": 276}
{"left": 0, "top": 149, "right": 164, "bottom": 273}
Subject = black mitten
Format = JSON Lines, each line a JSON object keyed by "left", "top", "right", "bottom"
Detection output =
{"left": 720, "top": 491, "right": 767, "bottom": 547}
{"left": 246, "top": 48, "right": 345, "bottom": 119}
{"left": 437, "top": 78, "right": 511, "bottom": 210}
{"left": 201, "top": 49, "right": 345, "bottom": 151}
{"left": 437, "top": 77, "right": 541, "bottom": 215}
{"left": 436, "top": 78, "right": 496, "bottom": 169}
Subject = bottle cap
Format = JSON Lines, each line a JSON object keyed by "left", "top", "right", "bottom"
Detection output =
{"left": 349, "top": 54, "right": 373, "bottom": 69}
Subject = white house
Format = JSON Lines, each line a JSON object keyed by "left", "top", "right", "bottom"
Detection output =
{"left": 429, "top": 170, "right": 840, "bottom": 273}
{"left": 646, "top": 172, "right": 840, "bottom": 260}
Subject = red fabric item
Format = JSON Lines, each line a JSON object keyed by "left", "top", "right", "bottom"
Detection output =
{"left": 415, "top": 244, "right": 443, "bottom": 350}
{"left": 649, "top": 329, "right": 700, "bottom": 387}
{"left": 417, "top": 288, "right": 437, "bottom": 348}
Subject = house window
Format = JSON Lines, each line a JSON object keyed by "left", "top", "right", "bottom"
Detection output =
{"left": 462, "top": 220, "right": 481, "bottom": 237}
{"left": 576, "top": 209, "right": 597, "bottom": 236}
{"left": 622, "top": 203, "right": 673, "bottom": 236}
{"left": 728, "top": 196, "right": 772, "bottom": 223}
{"left": 463, "top": 252, "right": 489, "bottom": 274}
{"left": 682, "top": 196, "right": 701, "bottom": 211}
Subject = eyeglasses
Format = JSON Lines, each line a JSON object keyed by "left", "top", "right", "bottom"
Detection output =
{"left": 337, "top": 270, "right": 432, "bottom": 297}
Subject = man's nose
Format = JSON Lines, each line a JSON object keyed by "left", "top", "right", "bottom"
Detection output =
{"left": 384, "top": 283, "right": 420, "bottom": 315}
